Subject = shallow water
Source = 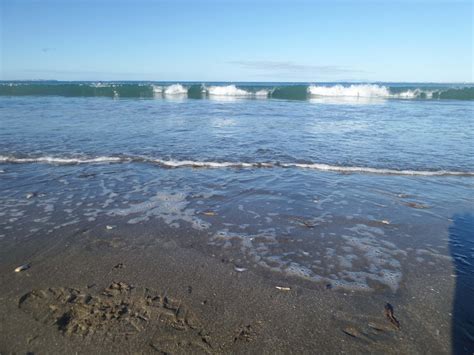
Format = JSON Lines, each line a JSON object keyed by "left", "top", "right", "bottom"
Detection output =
{"left": 1, "top": 93, "right": 473, "bottom": 294}
{"left": 1, "top": 95, "right": 473, "bottom": 173}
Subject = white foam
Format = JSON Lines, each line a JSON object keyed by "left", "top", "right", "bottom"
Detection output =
{"left": 309, "top": 96, "right": 385, "bottom": 105}
{"left": 108, "top": 191, "right": 209, "bottom": 230}
{"left": 396, "top": 88, "right": 435, "bottom": 99}
{"left": 281, "top": 162, "right": 474, "bottom": 176}
{"left": 210, "top": 223, "right": 405, "bottom": 291}
{"left": 308, "top": 84, "right": 390, "bottom": 98}
{"left": 285, "top": 263, "right": 314, "bottom": 278}
{"left": 152, "top": 85, "right": 163, "bottom": 94}
{"left": 152, "top": 159, "right": 473, "bottom": 176}
{"left": 255, "top": 89, "right": 270, "bottom": 97}
{"left": 207, "top": 85, "right": 252, "bottom": 96}
{"left": 1, "top": 155, "right": 471, "bottom": 176}
{"left": 151, "top": 159, "right": 259, "bottom": 169}
{"left": 308, "top": 84, "right": 434, "bottom": 99}
{"left": 164, "top": 84, "right": 188, "bottom": 95}
{"left": 0, "top": 156, "right": 123, "bottom": 164}
{"left": 205, "top": 85, "right": 270, "bottom": 98}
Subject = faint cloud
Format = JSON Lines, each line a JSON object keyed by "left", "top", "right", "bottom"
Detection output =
{"left": 229, "top": 60, "right": 364, "bottom": 77}
{"left": 24, "top": 69, "right": 143, "bottom": 76}
{"left": 41, "top": 47, "right": 56, "bottom": 53}
{"left": 21, "top": 68, "right": 159, "bottom": 80}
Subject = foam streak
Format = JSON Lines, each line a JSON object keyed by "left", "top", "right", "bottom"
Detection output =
{"left": 1, "top": 155, "right": 472, "bottom": 176}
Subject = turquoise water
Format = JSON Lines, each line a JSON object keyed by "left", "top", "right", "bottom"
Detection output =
{"left": 1, "top": 81, "right": 473, "bottom": 100}
{"left": 0, "top": 82, "right": 473, "bottom": 293}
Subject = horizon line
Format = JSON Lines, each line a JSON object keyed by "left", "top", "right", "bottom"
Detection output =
{"left": 1, "top": 79, "right": 473, "bottom": 85}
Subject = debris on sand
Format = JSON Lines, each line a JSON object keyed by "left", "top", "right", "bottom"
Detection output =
{"left": 384, "top": 303, "right": 401, "bottom": 329}
{"left": 342, "top": 326, "right": 373, "bottom": 341}
{"left": 342, "top": 326, "right": 361, "bottom": 338}
{"left": 113, "top": 263, "right": 124, "bottom": 269}
{"left": 368, "top": 321, "right": 392, "bottom": 332}
{"left": 14, "top": 264, "right": 30, "bottom": 272}
{"left": 234, "top": 266, "right": 247, "bottom": 272}
{"left": 275, "top": 286, "right": 291, "bottom": 291}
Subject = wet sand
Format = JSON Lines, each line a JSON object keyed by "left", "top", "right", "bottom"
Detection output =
{"left": 0, "top": 219, "right": 457, "bottom": 354}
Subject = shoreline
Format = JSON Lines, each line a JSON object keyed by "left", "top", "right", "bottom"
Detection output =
{"left": 0, "top": 218, "right": 454, "bottom": 353}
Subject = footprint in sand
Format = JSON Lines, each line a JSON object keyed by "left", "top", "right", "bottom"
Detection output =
{"left": 18, "top": 282, "right": 212, "bottom": 353}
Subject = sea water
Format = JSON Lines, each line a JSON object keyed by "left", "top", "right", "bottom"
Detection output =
{"left": 0, "top": 81, "right": 473, "bottom": 292}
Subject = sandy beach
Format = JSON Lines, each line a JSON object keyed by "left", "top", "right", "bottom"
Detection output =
{"left": 0, "top": 215, "right": 459, "bottom": 354}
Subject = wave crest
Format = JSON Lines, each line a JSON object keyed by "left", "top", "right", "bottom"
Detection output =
{"left": 0, "top": 82, "right": 472, "bottom": 100}
{"left": 307, "top": 84, "right": 445, "bottom": 100}
{"left": 164, "top": 84, "right": 187, "bottom": 95}
{"left": 206, "top": 85, "right": 252, "bottom": 96}
{"left": 308, "top": 84, "right": 390, "bottom": 98}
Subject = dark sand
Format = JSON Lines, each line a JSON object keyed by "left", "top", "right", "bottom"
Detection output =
{"left": 0, "top": 218, "right": 457, "bottom": 354}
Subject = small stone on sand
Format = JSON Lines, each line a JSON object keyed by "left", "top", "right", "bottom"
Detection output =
{"left": 15, "top": 264, "right": 30, "bottom": 272}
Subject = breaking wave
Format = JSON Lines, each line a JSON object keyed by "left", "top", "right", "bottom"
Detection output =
{"left": 207, "top": 85, "right": 252, "bottom": 96}
{"left": 1, "top": 155, "right": 472, "bottom": 176}
{"left": 308, "top": 84, "right": 390, "bottom": 98}
{"left": 0, "top": 82, "right": 472, "bottom": 101}
{"left": 307, "top": 84, "right": 441, "bottom": 99}
{"left": 164, "top": 84, "right": 188, "bottom": 95}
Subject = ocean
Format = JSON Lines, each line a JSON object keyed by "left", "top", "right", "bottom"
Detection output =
{"left": 0, "top": 81, "right": 473, "bottom": 350}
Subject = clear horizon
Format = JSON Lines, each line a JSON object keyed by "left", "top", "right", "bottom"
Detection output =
{"left": 1, "top": 0, "right": 473, "bottom": 82}
{"left": 1, "top": 80, "right": 473, "bottom": 84}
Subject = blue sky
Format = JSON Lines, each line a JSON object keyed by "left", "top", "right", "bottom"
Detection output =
{"left": 1, "top": 0, "right": 472, "bottom": 82}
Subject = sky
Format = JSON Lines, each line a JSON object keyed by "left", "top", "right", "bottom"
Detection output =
{"left": 0, "top": 0, "right": 472, "bottom": 82}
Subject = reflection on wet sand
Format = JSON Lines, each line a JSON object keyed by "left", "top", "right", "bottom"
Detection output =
{"left": 450, "top": 213, "right": 474, "bottom": 354}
